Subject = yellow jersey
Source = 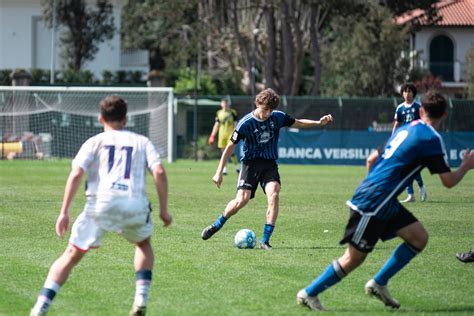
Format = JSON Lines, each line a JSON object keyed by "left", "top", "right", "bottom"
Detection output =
{"left": 215, "top": 108, "right": 238, "bottom": 148}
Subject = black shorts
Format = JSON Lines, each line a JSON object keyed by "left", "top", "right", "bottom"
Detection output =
{"left": 237, "top": 159, "right": 280, "bottom": 199}
{"left": 339, "top": 205, "right": 418, "bottom": 253}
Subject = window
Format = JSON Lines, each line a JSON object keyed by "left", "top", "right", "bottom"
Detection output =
{"left": 429, "top": 35, "right": 454, "bottom": 81}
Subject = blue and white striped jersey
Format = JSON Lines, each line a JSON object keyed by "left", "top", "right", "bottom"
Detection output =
{"left": 347, "top": 120, "right": 450, "bottom": 221}
{"left": 394, "top": 101, "right": 421, "bottom": 125}
{"left": 230, "top": 110, "right": 295, "bottom": 161}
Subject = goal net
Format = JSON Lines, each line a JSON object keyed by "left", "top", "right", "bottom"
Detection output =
{"left": 0, "top": 86, "right": 175, "bottom": 162}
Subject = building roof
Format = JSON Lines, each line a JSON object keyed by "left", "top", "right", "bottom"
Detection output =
{"left": 395, "top": 0, "right": 474, "bottom": 26}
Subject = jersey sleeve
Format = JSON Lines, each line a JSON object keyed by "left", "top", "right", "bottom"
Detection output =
{"left": 283, "top": 113, "right": 296, "bottom": 127}
{"left": 420, "top": 135, "right": 450, "bottom": 174}
{"left": 423, "top": 155, "right": 450, "bottom": 174}
{"left": 232, "top": 109, "right": 238, "bottom": 121}
{"left": 72, "top": 137, "right": 96, "bottom": 171}
{"left": 230, "top": 129, "right": 243, "bottom": 144}
{"left": 394, "top": 108, "right": 402, "bottom": 122}
{"left": 145, "top": 139, "right": 162, "bottom": 171}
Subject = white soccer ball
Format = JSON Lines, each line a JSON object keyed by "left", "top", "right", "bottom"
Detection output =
{"left": 234, "top": 229, "right": 257, "bottom": 249}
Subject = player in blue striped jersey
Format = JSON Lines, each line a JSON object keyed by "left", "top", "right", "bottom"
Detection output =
{"left": 297, "top": 91, "right": 474, "bottom": 311}
{"left": 392, "top": 83, "right": 426, "bottom": 203}
{"left": 201, "top": 88, "right": 333, "bottom": 249}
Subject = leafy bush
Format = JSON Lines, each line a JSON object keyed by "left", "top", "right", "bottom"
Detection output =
{"left": 58, "top": 69, "right": 96, "bottom": 83}
{"left": 174, "top": 68, "right": 217, "bottom": 95}
{"left": 184, "top": 136, "right": 221, "bottom": 160}
{"left": 0, "top": 69, "right": 12, "bottom": 85}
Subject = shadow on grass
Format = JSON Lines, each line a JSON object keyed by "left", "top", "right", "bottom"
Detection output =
{"left": 273, "top": 245, "right": 393, "bottom": 250}
{"left": 323, "top": 305, "right": 474, "bottom": 314}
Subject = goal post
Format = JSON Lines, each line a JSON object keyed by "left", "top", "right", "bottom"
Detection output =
{"left": 0, "top": 86, "right": 175, "bottom": 162}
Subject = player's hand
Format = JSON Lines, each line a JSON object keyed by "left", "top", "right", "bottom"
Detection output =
{"left": 319, "top": 114, "right": 333, "bottom": 126}
{"left": 55, "top": 212, "right": 70, "bottom": 238}
{"left": 208, "top": 135, "right": 215, "bottom": 145}
{"left": 212, "top": 172, "right": 223, "bottom": 188}
{"left": 160, "top": 211, "right": 172, "bottom": 227}
{"left": 461, "top": 149, "right": 474, "bottom": 169}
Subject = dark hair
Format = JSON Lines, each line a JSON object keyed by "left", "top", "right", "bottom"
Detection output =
{"left": 421, "top": 90, "right": 447, "bottom": 119}
{"left": 256, "top": 88, "right": 280, "bottom": 109}
{"left": 100, "top": 96, "right": 127, "bottom": 122}
{"left": 400, "top": 83, "right": 417, "bottom": 97}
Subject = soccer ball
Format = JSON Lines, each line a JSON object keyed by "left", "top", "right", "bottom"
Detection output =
{"left": 234, "top": 229, "right": 257, "bottom": 249}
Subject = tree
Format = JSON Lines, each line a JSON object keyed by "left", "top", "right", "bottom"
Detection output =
{"left": 321, "top": 4, "right": 407, "bottom": 96}
{"left": 121, "top": 0, "right": 199, "bottom": 72}
{"left": 42, "top": 0, "right": 115, "bottom": 71}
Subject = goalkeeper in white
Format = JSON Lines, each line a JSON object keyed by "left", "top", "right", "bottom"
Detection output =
{"left": 31, "top": 96, "right": 172, "bottom": 316}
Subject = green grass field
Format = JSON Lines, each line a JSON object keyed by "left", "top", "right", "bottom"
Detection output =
{"left": 1, "top": 160, "right": 473, "bottom": 315}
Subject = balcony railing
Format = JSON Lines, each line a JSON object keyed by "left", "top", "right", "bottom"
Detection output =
{"left": 120, "top": 49, "right": 149, "bottom": 67}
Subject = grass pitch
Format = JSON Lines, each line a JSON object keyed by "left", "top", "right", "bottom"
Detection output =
{"left": 0, "top": 160, "right": 473, "bottom": 315}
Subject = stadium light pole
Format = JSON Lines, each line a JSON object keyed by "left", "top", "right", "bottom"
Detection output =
{"left": 50, "top": 0, "right": 57, "bottom": 84}
{"left": 251, "top": 28, "right": 259, "bottom": 102}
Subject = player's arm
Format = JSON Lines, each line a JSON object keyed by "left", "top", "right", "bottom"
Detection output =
{"left": 366, "top": 149, "right": 380, "bottom": 173}
{"left": 212, "top": 142, "right": 237, "bottom": 188}
{"left": 438, "top": 150, "right": 474, "bottom": 188}
{"left": 56, "top": 166, "right": 84, "bottom": 238}
{"left": 392, "top": 112, "right": 400, "bottom": 135}
{"left": 152, "top": 164, "right": 172, "bottom": 226}
{"left": 208, "top": 120, "right": 220, "bottom": 145}
{"left": 291, "top": 114, "right": 333, "bottom": 128}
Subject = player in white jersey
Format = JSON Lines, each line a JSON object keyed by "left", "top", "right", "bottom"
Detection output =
{"left": 31, "top": 96, "right": 172, "bottom": 316}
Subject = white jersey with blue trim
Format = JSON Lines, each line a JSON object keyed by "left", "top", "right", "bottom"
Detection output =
{"left": 347, "top": 120, "right": 449, "bottom": 220}
{"left": 72, "top": 130, "right": 161, "bottom": 199}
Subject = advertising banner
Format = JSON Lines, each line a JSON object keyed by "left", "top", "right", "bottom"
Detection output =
{"left": 238, "top": 130, "right": 474, "bottom": 167}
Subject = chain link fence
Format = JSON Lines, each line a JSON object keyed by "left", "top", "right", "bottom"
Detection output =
{"left": 177, "top": 96, "right": 474, "bottom": 159}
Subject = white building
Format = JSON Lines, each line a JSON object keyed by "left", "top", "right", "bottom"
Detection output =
{"left": 396, "top": 0, "right": 474, "bottom": 96}
{"left": 0, "top": 0, "right": 148, "bottom": 79}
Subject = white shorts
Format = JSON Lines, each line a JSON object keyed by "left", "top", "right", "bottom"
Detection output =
{"left": 69, "top": 196, "right": 152, "bottom": 252}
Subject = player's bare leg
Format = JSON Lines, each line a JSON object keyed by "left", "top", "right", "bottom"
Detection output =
{"left": 31, "top": 245, "right": 85, "bottom": 315}
{"left": 224, "top": 189, "right": 251, "bottom": 218}
{"left": 260, "top": 181, "right": 280, "bottom": 249}
{"left": 130, "top": 238, "right": 154, "bottom": 316}
{"left": 338, "top": 245, "right": 368, "bottom": 273}
{"left": 366, "top": 222, "right": 427, "bottom": 309}
{"left": 202, "top": 190, "right": 251, "bottom": 240}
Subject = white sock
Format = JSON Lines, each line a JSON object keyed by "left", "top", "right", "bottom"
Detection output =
{"left": 32, "top": 279, "right": 61, "bottom": 313}
{"left": 134, "top": 280, "right": 151, "bottom": 307}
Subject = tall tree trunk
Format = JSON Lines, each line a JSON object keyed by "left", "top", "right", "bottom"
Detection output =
{"left": 230, "top": 0, "right": 251, "bottom": 93}
{"left": 309, "top": 4, "right": 321, "bottom": 96}
{"left": 264, "top": 3, "right": 276, "bottom": 90}
{"left": 290, "top": 1, "right": 303, "bottom": 96}
{"left": 280, "top": 0, "right": 294, "bottom": 95}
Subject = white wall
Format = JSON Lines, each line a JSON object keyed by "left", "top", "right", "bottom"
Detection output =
{"left": 0, "top": 0, "right": 42, "bottom": 70}
{"left": 415, "top": 27, "right": 474, "bottom": 65}
{"left": 0, "top": 0, "right": 148, "bottom": 78}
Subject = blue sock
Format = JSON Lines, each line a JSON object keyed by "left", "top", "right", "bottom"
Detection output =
{"left": 305, "top": 261, "right": 346, "bottom": 296}
{"left": 415, "top": 172, "right": 424, "bottom": 187}
{"left": 213, "top": 214, "right": 227, "bottom": 229}
{"left": 260, "top": 224, "right": 275, "bottom": 244}
{"left": 374, "top": 243, "right": 419, "bottom": 286}
{"left": 406, "top": 182, "right": 414, "bottom": 194}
